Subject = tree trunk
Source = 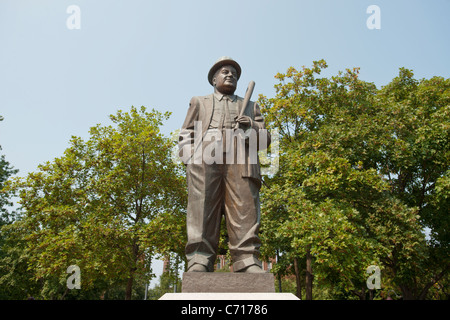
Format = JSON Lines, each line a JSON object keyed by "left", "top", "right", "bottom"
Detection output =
{"left": 277, "top": 273, "right": 282, "bottom": 293}
{"left": 417, "top": 267, "right": 449, "bottom": 300}
{"left": 60, "top": 287, "right": 69, "bottom": 300}
{"left": 276, "top": 249, "right": 282, "bottom": 292}
{"left": 293, "top": 257, "right": 302, "bottom": 299}
{"left": 305, "top": 245, "right": 313, "bottom": 300}
{"left": 125, "top": 242, "right": 139, "bottom": 300}
{"left": 125, "top": 276, "right": 133, "bottom": 300}
{"left": 351, "top": 287, "right": 366, "bottom": 300}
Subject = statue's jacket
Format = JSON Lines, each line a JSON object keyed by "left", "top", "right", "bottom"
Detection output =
{"left": 179, "top": 94, "right": 271, "bottom": 185}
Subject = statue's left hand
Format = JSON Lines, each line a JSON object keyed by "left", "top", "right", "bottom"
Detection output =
{"left": 235, "top": 115, "right": 252, "bottom": 127}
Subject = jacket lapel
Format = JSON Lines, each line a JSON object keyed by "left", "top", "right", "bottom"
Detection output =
{"left": 202, "top": 94, "right": 214, "bottom": 134}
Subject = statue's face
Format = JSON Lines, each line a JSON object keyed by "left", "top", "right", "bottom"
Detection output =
{"left": 213, "top": 65, "right": 238, "bottom": 95}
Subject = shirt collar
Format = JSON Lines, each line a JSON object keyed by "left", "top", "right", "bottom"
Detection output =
{"left": 214, "top": 92, "right": 237, "bottom": 102}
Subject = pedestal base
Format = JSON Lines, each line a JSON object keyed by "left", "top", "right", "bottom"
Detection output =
{"left": 181, "top": 272, "right": 275, "bottom": 293}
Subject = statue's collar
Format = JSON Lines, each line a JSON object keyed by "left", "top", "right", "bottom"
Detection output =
{"left": 214, "top": 92, "right": 237, "bottom": 102}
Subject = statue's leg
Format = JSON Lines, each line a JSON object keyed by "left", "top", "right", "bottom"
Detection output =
{"left": 185, "top": 163, "right": 224, "bottom": 272}
{"left": 223, "top": 164, "right": 263, "bottom": 272}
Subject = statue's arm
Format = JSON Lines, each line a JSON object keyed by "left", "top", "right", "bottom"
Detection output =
{"left": 178, "top": 97, "right": 200, "bottom": 164}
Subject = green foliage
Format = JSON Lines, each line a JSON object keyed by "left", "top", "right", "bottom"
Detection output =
{"left": 0, "top": 115, "right": 19, "bottom": 222}
{"left": 1, "top": 106, "right": 187, "bottom": 299}
{"left": 258, "top": 61, "right": 449, "bottom": 299}
{"left": 0, "top": 154, "right": 19, "bottom": 223}
{"left": 146, "top": 271, "right": 182, "bottom": 300}
{"left": 0, "top": 118, "right": 28, "bottom": 299}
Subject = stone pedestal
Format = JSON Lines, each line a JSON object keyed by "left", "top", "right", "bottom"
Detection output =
{"left": 159, "top": 292, "right": 299, "bottom": 300}
{"left": 158, "top": 272, "right": 300, "bottom": 300}
{"left": 181, "top": 272, "right": 275, "bottom": 293}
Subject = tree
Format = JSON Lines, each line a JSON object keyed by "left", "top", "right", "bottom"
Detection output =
{"left": 0, "top": 157, "right": 18, "bottom": 224}
{"left": 258, "top": 61, "right": 448, "bottom": 299}
{"left": 0, "top": 115, "right": 19, "bottom": 223}
{"left": 3, "top": 106, "right": 187, "bottom": 299}
{"left": 146, "top": 269, "right": 182, "bottom": 300}
{"left": 375, "top": 69, "right": 450, "bottom": 299}
{"left": 0, "top": 116, "right": 33, "bottom": 300}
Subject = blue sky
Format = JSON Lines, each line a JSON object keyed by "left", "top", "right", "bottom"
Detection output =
{"left": 1, "top": 0, "right": 449, "bottom": 289}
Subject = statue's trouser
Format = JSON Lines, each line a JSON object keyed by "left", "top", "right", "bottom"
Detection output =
{"left": 185, "top": 160, "right": 262, "bottom": 272}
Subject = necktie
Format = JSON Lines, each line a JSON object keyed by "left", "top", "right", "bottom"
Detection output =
{"left": 224, "top": 96, "right": 231, "bottom": 129}
{"left": 223, "top": 96, "right": 231, "bottom": 153}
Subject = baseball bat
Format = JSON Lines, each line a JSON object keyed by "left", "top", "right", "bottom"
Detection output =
{"left": 235, "top": 80, "right": 255, "bottom": 128}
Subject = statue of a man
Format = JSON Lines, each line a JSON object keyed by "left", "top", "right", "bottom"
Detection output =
{"left": 179, "top": 57, "right": 270, "bottom": 273}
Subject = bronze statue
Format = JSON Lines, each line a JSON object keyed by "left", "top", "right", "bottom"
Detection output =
{"left": 179, "top": 57, "right": 270, "bottom": 273}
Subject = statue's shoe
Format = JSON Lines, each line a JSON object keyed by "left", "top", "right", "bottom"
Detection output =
{"left": 240, "top": 265, "right": 266, "bottom": 273}
{"left": 187, "top": 264, "right": 208, "bottom": 272}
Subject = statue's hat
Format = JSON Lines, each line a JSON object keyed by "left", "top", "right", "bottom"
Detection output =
{"left": 208, "top": 56, "right": 241, "bottom": 86}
